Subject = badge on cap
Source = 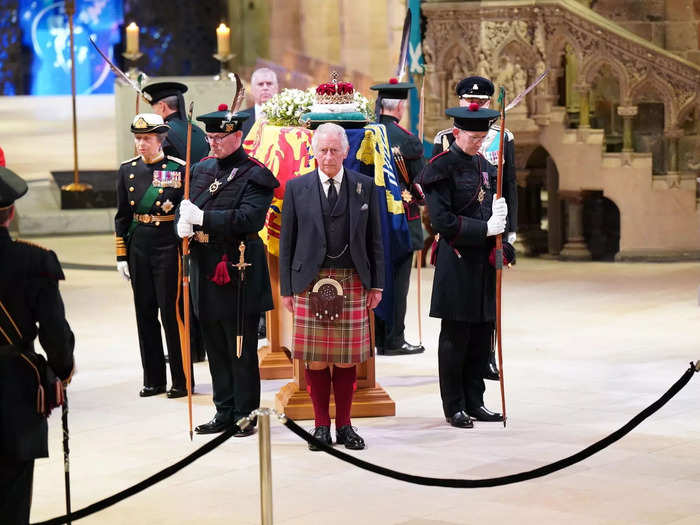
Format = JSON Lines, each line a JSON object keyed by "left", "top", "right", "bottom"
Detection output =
{"left": 134, "top": 117, "right": 149, "bottom": 129}
{"left": 473, "top": 84, "right": 479, "bottom": 91}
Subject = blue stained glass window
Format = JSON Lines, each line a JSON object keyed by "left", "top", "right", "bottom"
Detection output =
{"left": 18, "top": 0, "right": 123, "bottom": 95}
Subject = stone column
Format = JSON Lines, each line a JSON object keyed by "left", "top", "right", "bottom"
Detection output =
{"left": 559, "top": 191, "right": 592, "bottom": 260}
{"left": 665, "top": 128, "right": 683, "bottom": 174}
{"left": 617, "top": 105, "right": 638, "bottom": 152}
{"left": 576, "top": 85, "right": 590, "bottom": 129}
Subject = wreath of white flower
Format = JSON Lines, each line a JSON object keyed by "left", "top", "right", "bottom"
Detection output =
{"left": 261, "top": 88, "right": 375, "bottom": 127}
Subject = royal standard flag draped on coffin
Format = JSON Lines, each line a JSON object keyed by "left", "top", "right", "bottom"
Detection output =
{"left": 243, "top": 121, "right": 411, "bottom": 323}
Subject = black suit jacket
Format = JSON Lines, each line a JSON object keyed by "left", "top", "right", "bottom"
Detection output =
{"left": 279, "top": 168, "right": 384, "bottom": 296}
{"left": 239, "top": 107, "right": 256, "bottom": 139}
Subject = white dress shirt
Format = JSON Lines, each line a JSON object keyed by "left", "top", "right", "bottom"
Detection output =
{"left": 318, "top": 167, "right": 344, "bottom": 197}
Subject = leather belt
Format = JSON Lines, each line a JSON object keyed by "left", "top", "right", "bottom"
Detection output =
{"left": 192, "top": 231, "right": 259, "bottom": 244}
{"left": 133, "top": 213, "right": 175, "bottom": 225}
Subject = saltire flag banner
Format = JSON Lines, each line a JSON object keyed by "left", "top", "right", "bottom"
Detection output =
{"left": 243, "top": 121, "right": 411, "bottom": 325}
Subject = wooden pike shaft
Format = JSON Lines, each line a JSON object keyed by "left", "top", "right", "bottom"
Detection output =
{"left": 182, "top": 104, "right": 194, "bottom": 440}
{"left": 495, "top": 88, "right": 507, "bottom": 427}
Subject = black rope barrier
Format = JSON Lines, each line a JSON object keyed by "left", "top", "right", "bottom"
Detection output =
{"left": 31, "top": 427, "right": 237, "bottom": 525}
{"left": 31, "top": 361, "right": 698, "bottom": 523}
{"left": 283, "top": 362, "right": 699, "bottom": 488}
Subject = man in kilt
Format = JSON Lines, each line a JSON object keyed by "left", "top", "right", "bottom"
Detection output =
{"left": 280, "top": 123, "right": 384, "bottom": 450}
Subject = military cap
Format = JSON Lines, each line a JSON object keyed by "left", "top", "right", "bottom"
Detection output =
{"left": 456, "top": 76, "right": 494, "bottom": 100}
{"left": 196, "top": 104, "right": 249, "bottom": 133}
{"left": 446, "top": 105, "right": 499, "bottom": 132}
{"left": 142, "top": 81, "right": 188, "bottom": 104}
{"left": 130, "top": 113, "right": 170, "bottom": 134}
{"left": 370, "top": 78, "right": 415, "bottom": 100}
{"left": 0, "top": 166, "right": 28, "bottom": 208}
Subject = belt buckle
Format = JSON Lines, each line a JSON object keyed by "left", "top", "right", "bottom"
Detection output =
{"left": 141, "top": 214, "right": 152, "bottom": 224}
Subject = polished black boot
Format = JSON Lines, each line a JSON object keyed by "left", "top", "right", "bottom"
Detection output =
{"left": 308, "top": 425, "right": 332, "bottom": 451}
{"left": 383, "top": 341, "right": 425, "bottom": 356}
{"left": 445, "top": 410, "right": 474, "bottom": 428}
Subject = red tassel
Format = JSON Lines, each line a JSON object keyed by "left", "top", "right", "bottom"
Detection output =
{"left": 210, "top": 254, "right": 231, "bottom": 285}
{"left": 488, "top": 246, "right": 509, "bottom": 267}
{"left": 430, "top": 237, "right": 439, "bottom": 265}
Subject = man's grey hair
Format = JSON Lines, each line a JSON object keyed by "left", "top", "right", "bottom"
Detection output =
{"left": 311, "top": 123, "right": 349, "bottom": 153}
{"left": 156, "top": 131, "right": 169, "bottom": 144}
{"left": 160, "top": 95, "right": 179, "bottom": 111}
{"left": 380, "top": 98, "right": 403, "bottom": 112}
{"left": 251, "top": 67, "right": 278, "bottom": 85}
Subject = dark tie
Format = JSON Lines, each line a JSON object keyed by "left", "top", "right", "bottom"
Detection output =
{"left": 327, "top": 178, "right": 338, "bottom": 210}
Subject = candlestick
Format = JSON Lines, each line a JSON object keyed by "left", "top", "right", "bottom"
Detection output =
{"left": 126, "top": 22, "right": 139, "bottom": 54}
{"left": 216, "top": 23, "right": 230, "bottom": 57}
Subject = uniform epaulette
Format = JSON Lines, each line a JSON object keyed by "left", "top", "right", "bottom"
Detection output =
{"left": 433, "top": 128, "right": 452, "bottom": 145}
{"left": 428, "top": 150, "right": 449, "bottom": 164}
{"left": 394, "top": 122, "right": 413, "bottom": 136}
{"left": 198, "top": 155, "right": 215, "bottom": 162}
{"left": 120, "top": 155, "right": 140, "bottom": 166}
{"left": 167, "top": 155, "right": 186, "bottom": 166}
{"left": 248, "top": 156, "right": 266, "bottom": 168}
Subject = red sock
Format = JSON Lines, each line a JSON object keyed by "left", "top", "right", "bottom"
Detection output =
{"left": 332, "top": 365, "right": 356, "bottom": 428}
{"left": 305, "top": 368, "right": 331, "bottom": 427}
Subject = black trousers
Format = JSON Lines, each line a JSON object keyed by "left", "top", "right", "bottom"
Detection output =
{"left": 0, "top": 458, "right": 34, "bottom": 525}
{"left": 201, "top": 314, "right": 260, "bottom": 423}
{"left": 438, "top": 320, "right": 492, "bottom": 417}
{"left": 128, "top": 229, "right": 186, "bottom": 389}
{"left": 375, "top": 252, "right": 413, "bottom": 349}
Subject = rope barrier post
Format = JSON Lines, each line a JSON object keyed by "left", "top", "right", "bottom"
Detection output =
{"left": 258, "top": 410, "right": 273, "bottom": 525}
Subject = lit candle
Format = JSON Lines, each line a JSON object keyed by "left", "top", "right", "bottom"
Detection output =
{"left": 216, "top": 23, "right": 230, "bottom": 57}
{"left": 125, "top": 22, "right": 139, "bottom": 54}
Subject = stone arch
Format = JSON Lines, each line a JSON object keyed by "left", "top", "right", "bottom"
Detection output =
{"left": 546, "top": 31, "right": 583, "bottom": 69}
{"left": 628, "top": 73, "right": 677, "bottom": 130}
{"left": 580, "top": 56, "right": 630, "bottom": 99}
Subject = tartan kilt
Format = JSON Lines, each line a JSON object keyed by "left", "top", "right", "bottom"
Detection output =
{"left": 292, "top": 268, "right": 370, "bottom": 364}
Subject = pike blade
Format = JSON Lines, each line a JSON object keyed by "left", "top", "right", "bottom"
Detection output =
{"left": 504, "top": 67, "right": 550, "bottom": 113}
{"left": 395, "top": 9, "right": 412, "bottom": 81}
{"left": 89, "top": 37, "right": 151, "bottom": 101}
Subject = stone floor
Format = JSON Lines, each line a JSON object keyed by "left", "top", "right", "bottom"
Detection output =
{"left": 21, "top": 234, "right": 700, "bottom": 524}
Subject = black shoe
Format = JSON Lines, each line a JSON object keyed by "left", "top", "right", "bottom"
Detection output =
{"left": 233, "top": 424, "right": 256, "bottom": 438}
{"left": 308, "top": 425, "right": 332, "bottom": 451}
{"left": 336, "top": 425, "right": 365, "bottom": 450}
{"left": 485, "top": 352, "right": 499, "bottom": 381}
{"left": 195, "top": 416, "right": 235, "bottom": 434}
{"left": 467, "top": 406, "right": 504, "bottom": 422}
{"left": 445, "top": 410, "right": 474, "bottom": 428}
{"left": 375, "top": 346, "right": 385, "bottom": 356}
{"left": 383, "top": 342, "right": 425, "bottom": 356}
{"left": 166, "top": 387, "right": 188, "bottom": 399}
{"left": 139, "top": 385, "right": 166, "bottom": 397}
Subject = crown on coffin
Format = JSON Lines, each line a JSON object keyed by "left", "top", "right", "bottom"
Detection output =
{"left": 314, "top": 71, "right": 355, "bottom": 105}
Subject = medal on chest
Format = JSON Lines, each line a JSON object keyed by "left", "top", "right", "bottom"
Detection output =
{"left": 401, "top": 188, "right": 413, "bottom": 203}
{"left": 208, "top": 168, "right": 239, "bottom": 195}
{"left": 152, "top": 169, "right": 182, "bottom": 188}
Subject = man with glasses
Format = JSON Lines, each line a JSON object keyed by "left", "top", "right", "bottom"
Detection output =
{"left": 176, "top": 104, "right": 279, "bottom": 436}
{"left": 420, "top": 105, "right": 510, "bottom": 428}
{"left": 432, "top": 76, "right": 518, "bottom": 385}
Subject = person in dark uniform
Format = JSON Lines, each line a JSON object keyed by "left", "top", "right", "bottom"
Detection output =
{"left": 0, "top": 167, "right": 75, "bottom": 524}
{"left": 176, "top": 103, "right": 279, "bottom": 436}
{"left": 143, "top": 81, "right": 209, "bottom": 362}
{"left": 420, "top": 105, "right": 511, "bottom": 428}
{"left": 115, "top": 113, "right": 189, "bottom": 399}
{"left": 369, "top": 79, "right": 425, "bottom": 356}
{"left": 280, "top": 123, "right": 384, "bottom": 451}
{"left": 143, "top": 81, "right": 210, "bottom": 162}
{"left": 432, "top": 76, "right": 518, "bottom": 381}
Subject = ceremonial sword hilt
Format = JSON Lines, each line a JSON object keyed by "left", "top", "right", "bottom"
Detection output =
{"left": 234, "top": 241, "right": 252, "bottom": 276}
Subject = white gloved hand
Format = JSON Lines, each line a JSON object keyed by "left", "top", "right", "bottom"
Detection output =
{"left": 177, "top": 220, "right": 194, "bottom": 239}
{"left": 117, "top": 261, "right": 130, "bottom": 281}
{"left": 179, "top": 199, "right": 204, "bottom": 226}
{"left": 507, "top": 232, "right": 517, "bottom": 244}
{"left": 486, "top": 195, "right": 507, "bottom": 237}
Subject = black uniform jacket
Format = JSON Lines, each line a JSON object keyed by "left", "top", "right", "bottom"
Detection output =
{"left": 432, "top": 126, "right": 518, "bottom": 234}
{"left": 114, "top": 154, "right": 186, "bottom": 261}
{"left": 163, "top": 114, "right": 210, "bottom": 164}
{"left": 185, "top": 147, "right": 279, "bottom": 320}
{"left": 0, "top": 229, "right": 74, "bottom": 460}
{"left": 279, "top": 168, "right": 384, "bottom": 296}
{"left": 380, "top": 115, "right": 425, "bottom": 251}
{"left": 420, "top": 143, "right": 496, "bottom": 322}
